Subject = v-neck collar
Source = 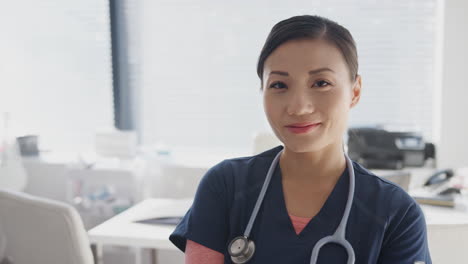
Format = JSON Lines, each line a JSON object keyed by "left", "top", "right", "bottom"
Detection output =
{"left": 271, "top": 159, "right": 350, "bottom": 239}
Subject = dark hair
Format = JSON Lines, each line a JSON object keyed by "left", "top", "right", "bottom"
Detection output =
{"left": 256, "top": 15, "right": 358, "bottom": 89}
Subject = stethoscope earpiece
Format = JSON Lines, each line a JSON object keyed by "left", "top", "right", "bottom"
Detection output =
{"left": 228, "top": 236, "right": 255, "bottom": 264}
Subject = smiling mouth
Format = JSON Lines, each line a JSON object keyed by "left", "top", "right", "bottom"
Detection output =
{"left": 286, "top": 122, "right": 321, "bottom": 128}
{"left": 285, "top": 123, "right": 321, "bottom": 134}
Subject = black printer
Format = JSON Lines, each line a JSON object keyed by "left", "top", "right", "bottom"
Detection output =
{"left": 347, "top": 126, "right": 435, "bottom": 170}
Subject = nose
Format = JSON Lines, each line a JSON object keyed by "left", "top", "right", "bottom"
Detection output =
{"left": 286, "top": 90, "right": 315, "bottom": 116}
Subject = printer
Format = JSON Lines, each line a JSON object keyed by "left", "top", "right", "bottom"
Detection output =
{"left": 347, "top": 126, "right": 435, "bottom": 170}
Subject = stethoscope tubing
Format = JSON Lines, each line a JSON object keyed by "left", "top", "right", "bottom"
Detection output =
{"left": 231, "top": 148, "right": 356, "bottom": 263}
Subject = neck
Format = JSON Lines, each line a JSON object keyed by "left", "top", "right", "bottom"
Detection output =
{"left": 279, "top": 142, "right": 346, "bottom": 184}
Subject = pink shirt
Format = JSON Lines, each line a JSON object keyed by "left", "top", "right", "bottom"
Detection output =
{"left": 185, "top": 214, "right": 312, "bottom": 264}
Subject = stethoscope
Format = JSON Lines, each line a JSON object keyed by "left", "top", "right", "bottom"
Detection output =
{"left": 227, "top": 148, "right": 356, "bottom": 264}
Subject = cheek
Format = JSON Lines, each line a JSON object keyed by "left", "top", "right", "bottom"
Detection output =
{"left": 324, "top": 90, "right": 351, "bottom": 123}
{"left": 329, "top": 86, "right": 351, "bottom": 108}
{"left": 329, "top": 92, "right": 351, "bottom": 132}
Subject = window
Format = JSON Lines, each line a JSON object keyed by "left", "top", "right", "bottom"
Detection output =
{"left": 0, "top": 0, "right": 113, "bottom": 152}
{"left": 133, "top": 0, "right": 441, "bottom": 153}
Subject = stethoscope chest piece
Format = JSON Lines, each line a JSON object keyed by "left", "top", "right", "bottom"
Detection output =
{"left": 228, "top": 236, "right": 255, "bottom": 264}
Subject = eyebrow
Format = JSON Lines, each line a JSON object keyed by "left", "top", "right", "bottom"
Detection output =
{"left": 269, "top": 67, "right": 335, "bottom": 76}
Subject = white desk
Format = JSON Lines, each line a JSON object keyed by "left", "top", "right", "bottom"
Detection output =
{"left": 88, "top": 198, "right": 193, "bottom": 264}
{"left": 89, "top": 197, "right": 468, "bottom": 264}
{"left": 419, "top": 203, "right": 468, "bottom": 263}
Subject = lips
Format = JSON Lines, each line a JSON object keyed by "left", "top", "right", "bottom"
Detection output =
{"left": 285, "top": 122, "right": 321, "bottom": 134}
{"left": 286, "top": 122, "right": 321, "bottom": 128}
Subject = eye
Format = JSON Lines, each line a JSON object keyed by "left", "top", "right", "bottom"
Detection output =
{"left": 269, "top": 81, "right": 287, "bottom": 89}
{"left": 313, "top": 80, "right": 331, "bottom": 87}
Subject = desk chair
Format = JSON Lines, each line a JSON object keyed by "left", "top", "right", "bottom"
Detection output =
{"left": 0, "top": 189, "right": 94, "bottom": 264}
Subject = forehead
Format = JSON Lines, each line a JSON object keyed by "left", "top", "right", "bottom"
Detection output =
{"left": 263, "top": 38, "right": 348, "bottom": 75}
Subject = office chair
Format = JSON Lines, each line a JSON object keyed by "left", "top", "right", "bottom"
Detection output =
{"left": 0, "top": 189, "right": 94, "bottom": 264}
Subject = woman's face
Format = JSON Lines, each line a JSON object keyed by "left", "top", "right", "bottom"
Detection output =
{"left": 262, "top": 38, "right": 361, "bottom": 153}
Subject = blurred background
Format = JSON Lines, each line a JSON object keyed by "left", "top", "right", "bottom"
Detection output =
{"left": 1, "top": 0, "right": 468, "bottom": 263}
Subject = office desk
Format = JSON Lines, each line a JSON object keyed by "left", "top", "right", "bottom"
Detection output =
{"left": 89, "top": 197, "right": 468, "bottom": 264}
{"left": 419, "top": 202, "right": 468, "bottom": 263}
{"left": 88, "top": 198, "right": 192, "bottom": 264}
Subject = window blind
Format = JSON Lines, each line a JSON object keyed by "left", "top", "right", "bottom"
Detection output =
{"left": 134, "top": 0, "right": 440, "bottom": 152}
{"left": 0, "top": 0, "right": 114, "bottom": 152}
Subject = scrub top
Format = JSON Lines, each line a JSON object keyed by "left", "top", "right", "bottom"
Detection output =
{"left": 169, "top": 145, "right": 432, "bottom": 263}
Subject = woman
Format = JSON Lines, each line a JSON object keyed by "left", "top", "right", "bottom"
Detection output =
{"left": 170, "top": 15, "right": 432, "bottom": 264}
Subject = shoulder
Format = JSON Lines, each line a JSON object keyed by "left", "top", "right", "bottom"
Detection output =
{"left": 352, "top": 161, "right": 424, "bottom": 229}
{"left": 353, "top": 161, "right": 415, "bottom": 206}
{"left": 356, "top": 165, "right": 432, "bottom": 262}
{"left": 168, "top": 146, "right": 285, "bottom": 253}
{"left": 352, "top": 162, "right": 428, "bottom": 253}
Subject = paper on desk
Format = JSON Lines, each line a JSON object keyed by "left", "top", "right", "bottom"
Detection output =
{"left": 410, "top": 188, "right": 468, "bottom": 225}
{"left": 422, "top": 205, "right": 468, "bottom": 225}
{"left": 131, "top": 199, "right": 193, "bottom": 223}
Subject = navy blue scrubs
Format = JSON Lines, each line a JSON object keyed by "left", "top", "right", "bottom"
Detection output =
{"left": 169, "top": 145, "right": 432, "bottom": 263}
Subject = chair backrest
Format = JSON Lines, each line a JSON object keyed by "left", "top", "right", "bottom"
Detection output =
{"left": 0, "top": 190, "right": 94, "bottom": 264}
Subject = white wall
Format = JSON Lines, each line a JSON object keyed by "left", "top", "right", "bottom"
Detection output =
{"left": 439, "top": 0, "right": 468, "bottom": 168}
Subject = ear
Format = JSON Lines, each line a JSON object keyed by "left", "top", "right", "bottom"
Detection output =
{"left": 350, "top": 75, "right": 362, "bottom": 108}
